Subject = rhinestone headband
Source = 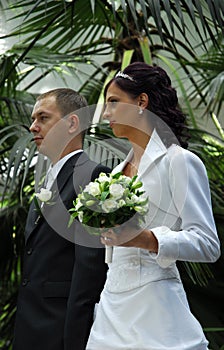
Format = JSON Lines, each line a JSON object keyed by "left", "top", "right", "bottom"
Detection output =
{"left": 115, "top": 71, "right": 135, "bottom": 82}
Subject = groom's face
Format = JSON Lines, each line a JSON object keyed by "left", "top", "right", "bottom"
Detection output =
{"left": 30, "top": 95, "right": 69, "bottom": 161}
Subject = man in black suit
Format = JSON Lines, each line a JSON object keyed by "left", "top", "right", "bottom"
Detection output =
{"left": 13, "top": 88, "right": 109, "bottom": 350}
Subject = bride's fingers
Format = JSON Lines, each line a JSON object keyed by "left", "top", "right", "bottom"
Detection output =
{"left": 100, "top": 225, "right": 144, "bottom": 246}
{"left": 101, "top": 229, "right": 118, "bottom": 245}
{"left": 100, "top": 236, "right": 113, "bottom": 246}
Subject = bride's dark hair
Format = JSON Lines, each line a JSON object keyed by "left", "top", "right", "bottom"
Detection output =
{"left": 104, "top": 62, "right": 189, "bottom": 148}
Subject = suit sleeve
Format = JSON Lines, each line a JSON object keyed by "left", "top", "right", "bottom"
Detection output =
{"left": 64, "top": 163, "right": 110, "bottom": 350}
{"left": 64, "top": 244, "right": 107, "bottom": 350}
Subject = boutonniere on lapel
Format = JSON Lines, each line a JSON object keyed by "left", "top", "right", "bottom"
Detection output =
{"left": 33, "top": 188, "right": 53, "bottom": 224}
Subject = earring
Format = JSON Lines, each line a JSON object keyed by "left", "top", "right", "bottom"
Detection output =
{"left": 139, "top": 108, "right": 143, "bottom": 115}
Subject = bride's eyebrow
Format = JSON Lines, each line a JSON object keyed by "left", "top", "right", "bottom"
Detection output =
{"left": 107, "top": 95, "right": 119, "bottom": 102}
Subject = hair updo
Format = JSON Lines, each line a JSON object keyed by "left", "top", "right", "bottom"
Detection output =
{"left": 104, "top": 62, "right": 189, "bottom": 148}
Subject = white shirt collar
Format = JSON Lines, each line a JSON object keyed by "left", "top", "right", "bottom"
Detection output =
{"left": 46, "top": 149, "right": 83, "bottom": 189}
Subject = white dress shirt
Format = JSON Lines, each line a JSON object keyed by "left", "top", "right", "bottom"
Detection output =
{"left": 45, "top": 149, "right": 83, "bottom": 189}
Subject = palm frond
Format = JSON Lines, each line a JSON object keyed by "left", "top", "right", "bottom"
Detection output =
{"left": 184, "top": 41, "right": 224, "bottom": 117}
{"left": 0, "top": 1, "right": 224, "bottom": 347}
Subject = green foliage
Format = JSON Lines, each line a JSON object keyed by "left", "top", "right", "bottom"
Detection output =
{"left": 0, "top": 0, "right": 224, "bottom": 348}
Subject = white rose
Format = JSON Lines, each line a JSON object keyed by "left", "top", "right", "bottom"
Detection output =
{"left": 130, "top": 194, "right": 139, "bottom": 203}
{"left": 98, "top": 173, "right": 110, "bottom": 183}
{"left": 125, "top": 197, "right": 132, "bottom": 205}
{"left": 35, "top": 188, "right": 52, "bottom": 202}
{"left": 84, "top": 182, "right": 101, "bottom": 196}
{"left": 102, "top": 199, "right": 118, "bottom": 213}
{"left": 118, "top": 199, "right": 126, "bottom": 207}
{"left": 75, "top": 198, "right": 83, "bottom": 210}
{"left": 109, "top": 183, "right": 125, "bottom": 199}
{"left": 78, "top": 211, "right": 83, "bottom": 222}
{"left": 137, "top": 194, "right": 148, "bottom": 204}
{"left": 134, "top": 205, "right": 147, "bottom": 214}
{"left": 120, "top": 175, "right": 131, "bottom": 184}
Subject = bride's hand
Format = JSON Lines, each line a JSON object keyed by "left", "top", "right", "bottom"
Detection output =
{"left": 101, "top": 227, "right": 158, "bottom": 253}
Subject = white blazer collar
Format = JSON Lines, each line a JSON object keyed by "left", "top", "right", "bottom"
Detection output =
{"left": 113, "top": 129, "right": 167, "bottom": 175}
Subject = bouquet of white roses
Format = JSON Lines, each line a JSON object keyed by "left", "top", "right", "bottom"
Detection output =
{"left": 69, "top": 172, "right": 148, "bottom": 262}
{"left": 69, "top": 172, "right": 148, "bottom": 228}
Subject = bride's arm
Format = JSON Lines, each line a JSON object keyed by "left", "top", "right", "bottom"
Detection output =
{"left": 101, "top": 228, "right": 158, "bottom": 253}
{"left": 118, "top": 229, "right": 158, "bottom": 253}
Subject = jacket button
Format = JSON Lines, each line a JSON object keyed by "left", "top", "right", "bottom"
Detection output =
{"left": 27, "top": 248, "right": 33, "bottom": 255}
{"left": 22, "top": 278, "right": 29, "bottom": 286}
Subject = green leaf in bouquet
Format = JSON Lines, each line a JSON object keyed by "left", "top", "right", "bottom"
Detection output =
{"left": 68, "top": 212, "right": 79, "bottom": 227}
{"left": 111, "top": 172, "right": 123, "bottom": 180}
{"left": 101, "top": 191, "right": 110, "bottom": 201}
{"left": 129, "top": 174, "right": 138, "bottom": 185}
{"left": 131, "top": 180, "right": 144, "bottom": 191}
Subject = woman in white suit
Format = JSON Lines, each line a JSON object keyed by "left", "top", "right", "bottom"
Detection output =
{"left": 86, "top": 62, "right": 220, "bottom": 350}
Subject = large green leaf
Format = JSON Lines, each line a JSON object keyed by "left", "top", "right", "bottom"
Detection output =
{"left": 184, "top": 41, "right": 224, "bottom": 118}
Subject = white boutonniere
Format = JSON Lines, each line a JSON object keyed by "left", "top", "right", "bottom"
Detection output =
{"left": 35, "top": 188, "right": 53, "bottom": 202}
{"left": 33, "top": 188, "right": 53, "bottom": 224}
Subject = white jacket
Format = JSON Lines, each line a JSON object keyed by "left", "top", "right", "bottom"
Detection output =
{"left": 113, "top": 130, "right": 220, "bottom": 269}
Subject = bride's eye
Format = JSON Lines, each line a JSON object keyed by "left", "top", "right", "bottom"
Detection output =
{"left": 110, "top": 99, "right": 118, "bottom": 105}
{"left": 104, "top": 99, "right": 119, "bottom": 112}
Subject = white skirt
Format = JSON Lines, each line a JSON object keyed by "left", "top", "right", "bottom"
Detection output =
{"left": 86, "top": 279, "right": 209, "bottom": 350}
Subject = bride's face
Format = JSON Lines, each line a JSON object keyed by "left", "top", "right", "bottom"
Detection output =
{"left": 103, "top": 82, "right": 140, "bottom": 139}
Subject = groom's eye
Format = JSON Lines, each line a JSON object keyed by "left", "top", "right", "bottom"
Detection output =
{"left": 40, "top": 116, "right": 48, "bottom": 121}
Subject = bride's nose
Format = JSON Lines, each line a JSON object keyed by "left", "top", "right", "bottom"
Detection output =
{"left": 102, "top": 104, "right": 111, "bottom": 120}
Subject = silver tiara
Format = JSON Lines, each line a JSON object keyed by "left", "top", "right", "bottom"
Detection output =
{"left": 115, "top": 71, "right": 135, "bottom": 82}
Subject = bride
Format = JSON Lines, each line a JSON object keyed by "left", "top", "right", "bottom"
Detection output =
{"left": 86, "top": 62, "right": 220, "bottom": 350}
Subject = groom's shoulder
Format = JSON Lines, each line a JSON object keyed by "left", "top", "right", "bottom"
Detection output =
{"left": 72, "top": 151, "right": 111, "bottom": 182}
{"left": 90, "top": 162, "right": 111, "bottom": 181}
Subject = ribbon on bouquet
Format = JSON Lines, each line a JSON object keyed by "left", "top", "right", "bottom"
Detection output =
{"left": 105, "top": 245, "right": 113, "bottom": 263}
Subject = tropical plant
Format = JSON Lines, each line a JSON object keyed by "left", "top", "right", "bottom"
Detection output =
{"left": 0, "top": 0, "right": 224, "bottom": 349}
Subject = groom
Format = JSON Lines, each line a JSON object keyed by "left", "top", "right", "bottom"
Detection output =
{"left": 13, "top": 88, "right": 109, "bottom": 350}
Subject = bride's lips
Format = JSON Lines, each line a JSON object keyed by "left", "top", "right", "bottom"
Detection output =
{"left": 109, "top": 121, "right": 116, "bottom": 128}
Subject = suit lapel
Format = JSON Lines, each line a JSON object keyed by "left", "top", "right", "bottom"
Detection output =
{"left": 25, "top": 152, "right": 87, "bottom": 243}
{"left": 25, "top": 201, "right": 40, "bottom": 237}
{"left": 52, "top": 151, "right": 89, "bottom": 195}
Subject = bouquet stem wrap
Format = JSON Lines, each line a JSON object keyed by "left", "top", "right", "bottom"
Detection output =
{"left": 105, "top": 246, "right": 113, "bottom": 263}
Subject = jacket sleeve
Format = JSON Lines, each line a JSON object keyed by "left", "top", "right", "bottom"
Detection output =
{"left": 64, "top": 244, "right": 107, "bottom": 350}
{"left": 150, "top": 149, "right": 220, "bottom": 268}
{"left": 64, "top": 162, "right": 110, "bottom": 350}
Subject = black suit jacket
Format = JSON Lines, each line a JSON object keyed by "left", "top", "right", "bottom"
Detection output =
{"left": 13, "top": 152, "right": 109, "bottom": 350}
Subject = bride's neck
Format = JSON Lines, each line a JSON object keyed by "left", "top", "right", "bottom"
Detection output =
{"left": 130, "top": 132, "right": 150, "bottom": 167}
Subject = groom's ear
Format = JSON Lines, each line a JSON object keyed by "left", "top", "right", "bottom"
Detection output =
{"left": 68, "top": 114, "right": 79, "bottom": 133}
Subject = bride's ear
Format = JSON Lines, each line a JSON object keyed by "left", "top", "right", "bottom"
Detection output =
{"left": 138, "top": 93, "right": 149, "bottom": 110}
